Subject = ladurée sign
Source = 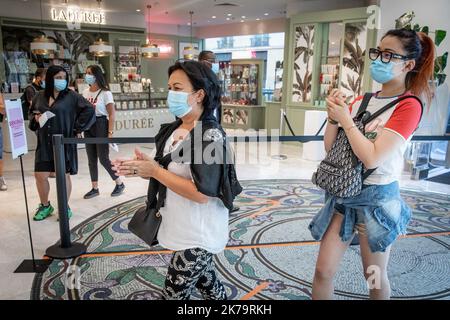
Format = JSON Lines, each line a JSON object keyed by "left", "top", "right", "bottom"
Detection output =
{"left": 50, "top": 7, "right": 106, "bottom": 25}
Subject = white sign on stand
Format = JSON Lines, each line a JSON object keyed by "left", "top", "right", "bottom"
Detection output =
{"left": 4, "top": 99, "right": 28, "bottom": 159}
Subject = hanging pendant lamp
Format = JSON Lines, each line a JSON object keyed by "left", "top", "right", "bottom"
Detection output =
{"left": 183, "top": 11, "right": 198, "bottom": 60}
{"left": 89, "top": 0, "right": 112, "bottom": 57}
{"left": 141, "top": 5, "right": 160, "bottom": 58}
{"left": 31, "top": 0, "right": 57, "bottom": 55}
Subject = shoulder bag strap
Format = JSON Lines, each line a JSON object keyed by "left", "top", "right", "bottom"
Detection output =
{"left": 362, "top": 95, "right": 423, "bottom": 181}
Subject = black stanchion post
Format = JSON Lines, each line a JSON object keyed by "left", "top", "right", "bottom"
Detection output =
{"left": 14, "top": 155, "right": 50, "bottom": 273}
{"left": 45, "top": 135, "right": 87, "bottom": 259}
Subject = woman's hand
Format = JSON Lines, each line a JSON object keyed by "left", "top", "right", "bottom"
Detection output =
{"left": 113, "top": 157, "right": 160, "bottom": 179}
{"left": 134, "top": 148, "right": 151, "bottom": 161}
{"left": 326, "top": 90, "right": 352, "bottom": 127}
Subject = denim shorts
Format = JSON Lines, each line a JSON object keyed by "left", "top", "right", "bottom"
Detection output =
{"left": 335, "top": 204, "right": 367, "bottom": 236}
{"left": 0, "top": 126, "right": 3, "bottom": 160}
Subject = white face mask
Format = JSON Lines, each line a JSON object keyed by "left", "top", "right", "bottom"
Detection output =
{"left": 211, "top": 63, "right": 220, "bottom": 74}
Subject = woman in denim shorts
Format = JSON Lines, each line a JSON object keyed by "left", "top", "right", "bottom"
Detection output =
{"left": 309, "top": 29, "right": 435, "bottom": 299}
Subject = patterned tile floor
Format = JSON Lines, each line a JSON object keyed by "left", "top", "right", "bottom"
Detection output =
{"left": 32, "top": 179, "right": 450, "bottom": 300}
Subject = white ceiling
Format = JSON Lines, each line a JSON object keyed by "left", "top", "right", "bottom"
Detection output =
{"left": 38, "top": 0, "right": 292, "bottom": 26}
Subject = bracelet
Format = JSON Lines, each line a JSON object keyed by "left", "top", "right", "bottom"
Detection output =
{"left": 327, "top": 117, "right": 338, "bottom": 125}
{"left": 108, "top": 131, "right": 114, "bottom": 134}
{"left": 344, "top": 123, "right": 357, "bottom": 132}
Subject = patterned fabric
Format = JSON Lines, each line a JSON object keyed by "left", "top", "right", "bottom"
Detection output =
{"left": 312, "top": 120, "right": 366, "bottom": 198}
{"left": 162, "top": 248, "right": 227, "bottom": 300}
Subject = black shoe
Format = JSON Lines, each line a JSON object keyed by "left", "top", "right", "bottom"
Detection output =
{"left": 231, "top": 206, "right": 240, "bottom": 213}
{"left": 84, "top": 188, "right": 99, "bottom": 199}
{"left": 111, "top": 183, "right": 125, "bottom": 197}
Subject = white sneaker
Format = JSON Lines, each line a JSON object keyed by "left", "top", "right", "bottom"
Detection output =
{"left": 0, "top": 177, "right": 6, "bottom": 191}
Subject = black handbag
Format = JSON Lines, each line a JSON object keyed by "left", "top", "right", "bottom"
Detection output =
{"left": 127, "top": 121, "right": 177, "bottom": 247}
{"left": 128, "top": 202, "right": 162, "bottom": 247}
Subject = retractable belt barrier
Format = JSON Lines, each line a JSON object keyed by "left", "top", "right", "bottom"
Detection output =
{"left": 46, "top": 134, "right": 450, "bottom": 259}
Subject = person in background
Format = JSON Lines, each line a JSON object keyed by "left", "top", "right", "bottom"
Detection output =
{"left": 309, "top": 29, "right": 435, "bottom": 300}
{"left": 29, "top": 65, "right": 95, "bottom": 221}
{"left": 198, "top": 51, "right": 240, "bottom": 213}
{"left": 82, "top": 65, "right": 125, "bottom": 199}
{"left": 0, "top": 93, "right": 6, "bottom": 191}
{"left": 22, "top": 68, "right": 46, "bottom": 120}
{"left": 198, "top": 51, "right": 221, "bottom": 122}
{"left": 113, "top": 61, "right": 242, "bottom": 300}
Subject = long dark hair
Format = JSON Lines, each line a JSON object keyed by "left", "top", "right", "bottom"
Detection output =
{"left": 87, "top": 65, "right": 109, "bottom": 91}
{"left": 382, "top": 29, "right": 435, "bottom": 103}
{"left": 168, "top": 60, "right": 221, "bottom": 121}
{"left": 44, "top": 65, "right": 69, "bottom": 99}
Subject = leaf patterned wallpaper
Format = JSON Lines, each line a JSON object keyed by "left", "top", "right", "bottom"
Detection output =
{"left": 340, "top": 22, "right": 367, "bottom": 104}
{"left": 292, "top": 24, "right": 315, "bottom": 103}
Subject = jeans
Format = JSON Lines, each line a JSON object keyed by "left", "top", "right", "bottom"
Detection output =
{"left": 85, "top": 116, "right": 118, "bottom": 182}
{"left": 309, "top": 182, "right": 411, "bottom": 253}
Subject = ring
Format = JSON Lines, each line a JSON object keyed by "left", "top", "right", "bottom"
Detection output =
{"left": 133, "top": 169, "right": 137, "bottom": 175}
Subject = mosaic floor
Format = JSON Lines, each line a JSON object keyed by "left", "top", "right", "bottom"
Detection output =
{"left": 32, "top": 180, "right": 450, "bottom": 300}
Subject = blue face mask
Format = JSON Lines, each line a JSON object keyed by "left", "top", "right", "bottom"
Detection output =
{"left": 370, "top": 59, "right": 404, "bottom": 84}
{"left": 54, "top": 79, "right": 67, "bottom": 92}
{"left": 40, "top": 80, "right": 46, "bottom": 89}
{"left": 167, "top": 90, "right": 193, "bottom": 118}
{"left": 211, "top": 63, "right": 220, "bottom": 74}
{"left": 85, "top": 74, "right": 96, "bottom": 86}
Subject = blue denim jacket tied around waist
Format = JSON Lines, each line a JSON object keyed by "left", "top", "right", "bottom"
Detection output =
{"left": 308, "top": 182, "right": 411, "bottom": 253}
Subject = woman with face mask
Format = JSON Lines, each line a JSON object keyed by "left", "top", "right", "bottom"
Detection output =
{"left": 113, "top": 61, "right": 242, "bottom": 300}
{"left": 309, "top": 29, "right": 435, "bottom": 300}
{"left": 29, "top": 65, "right": 95, "bottom": 221}
{"left": 81, "top": 65, "right": 125, "bottom": 199}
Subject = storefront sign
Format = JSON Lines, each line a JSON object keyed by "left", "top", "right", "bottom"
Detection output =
{"left": 114, "top": 109, "right": 175, "bottom": 138}
{"left": 51, "top": 7, "right": 106, "bottom": 25}
{"left": 4, "top": 99, "right": 28, "bottom": 159}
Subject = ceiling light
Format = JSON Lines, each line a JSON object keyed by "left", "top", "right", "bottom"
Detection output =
{"left": 241, "top": 16, "right": 246, "bottom": 18}
{"left": 136, "top": 9, "right": 141, "bottom": 12}
{"left": 264, "top": 13, "right": 269, "bottom": 16}
{"left": 31, "top": 0, "right": 57, "bottom": 55}
{"left": 212, "top": 15, "right": 216, "bottom": 19}
{"left": 183, "top": 11, "right": 198, "bottom": 60}
{"left": 227, "top": 13, "right": 232, "bottom": 16}
{"left": 141, "top": 4, "right": 160, "bottom": 58}
{"left": 256, "top": 18, "right": 260, "bottom": 21}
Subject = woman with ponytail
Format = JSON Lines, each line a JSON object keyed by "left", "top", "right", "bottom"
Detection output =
{"left": 309, "top": 29, "right": 435, "bottom": 299}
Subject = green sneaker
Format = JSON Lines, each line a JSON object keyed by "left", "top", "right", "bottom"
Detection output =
{"left": 57, "top": 208, "right": 73, "bottom": 221}
{"left": 33, "top": 203, "right": 54, "bottom": 221}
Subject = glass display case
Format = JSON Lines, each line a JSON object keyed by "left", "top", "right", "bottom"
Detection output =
{"left": 219, "top": 59, "right": 265, "bottom": 130}
{"left": 113, "top": 89, "right": 167, "bottom": 111}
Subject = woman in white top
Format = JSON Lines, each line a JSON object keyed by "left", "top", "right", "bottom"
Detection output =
{"left": 113, "top": 61, "right": 242, "bottom": 300}
{"left": 82, "top": 65, "right": 125, "bottom": 199}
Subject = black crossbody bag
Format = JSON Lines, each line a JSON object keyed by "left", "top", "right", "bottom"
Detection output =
{"left": 128, "top": 125, "right": 175, "bottom": 247}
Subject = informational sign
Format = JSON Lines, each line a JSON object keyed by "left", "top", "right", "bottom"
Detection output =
{"left": 4, "top": 99, "right": 28, "bottom": 159}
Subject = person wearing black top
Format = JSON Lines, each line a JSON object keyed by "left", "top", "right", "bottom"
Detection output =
{"left": 113, "top": 61, "right": 242, "bottom": 300}
{"left": 29, "top": 65, "right": 96, "bottom": 221}
{"left": 22, "top": 68, "right": 46, "bottom": 120}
